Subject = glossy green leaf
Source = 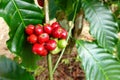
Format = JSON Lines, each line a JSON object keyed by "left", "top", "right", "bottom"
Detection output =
{"left": 76, "top": 40, "right": 120, "bottom": 80}
{"left": 0, "top": 56, "right": 34, "bottom": 80}
{"left": 19, "top": 42, "right": 41, "bottom": 71}
{"left": 0, "top": 0, "right": 44, "bottom": 53}
{"left": 82, "top": 0, "right": 118, "bottom": 52}
{"left": 49, "top": 0, "right": 59, "bottom": 19}
{"left": 0, "top": 0, "right": 44, "bottom": 70}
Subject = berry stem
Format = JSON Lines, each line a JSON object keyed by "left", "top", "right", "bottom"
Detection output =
{"left": 47, "top": 53, "right": 53, "bottom": 80}
{"left": 44, "top": 0, "right": 53, "bottom": 80}
{"left": 52, "top": 0, "right": 79, "bottom": 74}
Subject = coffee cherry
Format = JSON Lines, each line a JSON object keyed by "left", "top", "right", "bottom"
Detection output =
{"left": 61, "top": 29, "right": 68, "bottom": 39}
{"left": 51, "top": 22, "right": 61, "bottom": 29}
{"left": 27, "top": 34, "right": 37, "bottom": 44}
{"left": 25, "top": 24, "right": 35, "bottom": 35}
{"left": 34, "top": 24, "right": 43, "bottom": 35}
{"left": 50, "top": 38, "right": 58, "bottom": 43}
{"left": 37, "top": 0, "right": 44, "bottom": 7}
{"left": 26, "top": 22, "right": 68, "bottom": 56}
{"left": 52, "top": 27, "right": 63, "bottom": 38}
{"left": 43, "top": 24, "right": 52, "bottom": 34}
{"left": 38, "top": 33, "right": 49, "bottom": 43}
{"left": 50, "top": 47, "right": 61, "bottom": 54}
{"left": 32, "top": 43, "right": 48, "bottom": 56}
{"left": 45, "top": 40, "right": 57, "bottom": 51}
{"left": 58, "top": 39, "right": 67, "bottom": 49}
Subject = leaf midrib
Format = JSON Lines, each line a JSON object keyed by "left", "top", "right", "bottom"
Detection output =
{"left": 11, "top": 0, "right": 26, "bottom": 27}
{"left": 79, "top": 42, "right": 110, "bottom": 80}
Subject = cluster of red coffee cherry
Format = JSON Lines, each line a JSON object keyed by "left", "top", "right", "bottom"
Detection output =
{"left": 25, "top": 22, "right": 68, "bottom": 56}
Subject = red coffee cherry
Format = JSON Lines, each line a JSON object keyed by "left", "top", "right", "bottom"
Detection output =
{"left": 27, "top": 34, "right": 37, "bottom": 44}
{"left": 52, "top": 27, "right": 63, "bottom": 38}
{"left": 51, "top": 22, "right": 61, "bottom": 30}
{"left": 43, "top": 24, "right": 52, "bottom": 35}
{"left": 38, "top": 33, "right": 49, "bottom": 43}
{"left": 32, "top": 43, "right": 48, "bottom": 56}
{"left": 45, "top": 40, "right": 57, "bottom": 51}
{"left": 34, "top": 24, "right": 43, "bottom": 35}
{"left": 25, "top": 24, "right": 35, "bottom": 35}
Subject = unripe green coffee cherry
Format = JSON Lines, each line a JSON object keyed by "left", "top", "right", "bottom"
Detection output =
{"left": 50, "top": 47, "right": 61, "bottom": 54}
{"left": 58, "top": 39, "right": 67, "bottom": 49}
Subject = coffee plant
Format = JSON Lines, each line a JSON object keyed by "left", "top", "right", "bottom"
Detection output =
{"left": 0, "top": 0, "right": 120, "bottom": 80}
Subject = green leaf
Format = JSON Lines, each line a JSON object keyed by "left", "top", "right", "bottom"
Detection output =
{"left": 0, "top": 0, "right": 44, "bottom": 70}
{"left": 82, "top": 0, "right": 118, "bottom": 52}
{"left": 118, "top": 19, "right": 120, "bottom": 31}
{"left": 76, "top": 40, "right": 120, "bottom": 80}
{"left": 55, "top": 0, "right": 76, "bottom": 15}
{"left": 0, "top": 0, "right": 44, "bottom": 53}
{"left": 116, "top": 40, "right": 120, "bottom": 59}
{"left": 0, "top": 56, "right": 34, "bottom": 80}
{"left": 49, "top": 0, "right": 59, "bottom": 19}
{"left": 19, "top": 42, "right": 41, "bottom": 71}
{"left": 68, "top": 0, "right": 81, "bottom": 21}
